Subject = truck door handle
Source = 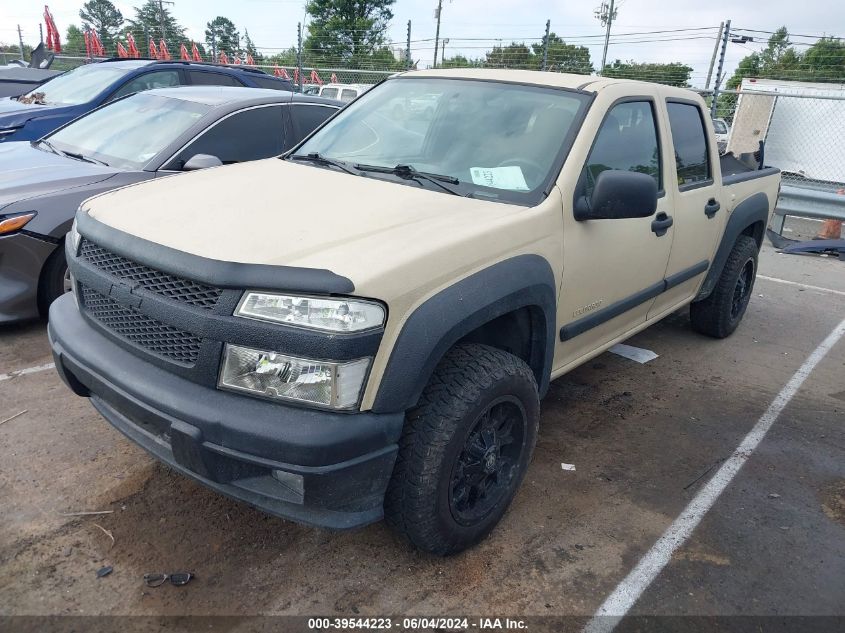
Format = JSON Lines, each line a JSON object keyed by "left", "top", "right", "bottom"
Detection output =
{"left": 704, "top": 198, "right": 721, "bottom": 218}
{"left": 651, "top": 212, "right": 673, "bottom": 236}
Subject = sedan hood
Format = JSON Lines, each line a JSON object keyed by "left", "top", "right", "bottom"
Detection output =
{"left": 82, "top": 159, "right": 533, "bottom": 295}
{"left": 0, "top": 98, "right": 75, "bottom": 130}
{"left": 0, "top": 141, "right": 117, "bottom": 210}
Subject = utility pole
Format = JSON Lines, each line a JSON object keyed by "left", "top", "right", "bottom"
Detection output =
{"left": 433, "top": 0, "right": 443, "bottom": 68}
{"left": 296, "top": 22, "right": 303, "bottom": 93}
{"left": 710, "top": 19, "right": 731, "bottom": 118}
{"left": 39, "top": 24, "right": 43, "bottom": 46}
{"left": 211, "top": 31, "right": 217, "bottom": 60}
{"left": 158, "top": 0, "right": 174, "bottom": 40}
{"left": 441, "top": 38, "right": 449, "bottom": 65}
{"left": 542, "top": 19, "right": 551, "bottom": 71}
{"left": 598, "top": 0, "right": 617, "bottom": 74}
{"left": 17, "top": 25, "right": 25, "bottom": 61}
{"left": 405, "top": 20, "right": 412, "bottom": 70}
{"left": 143, "top": 25, "right": 150, "bottom": 57}
{"left": 705, "top": 22, "right": 725, "bottom": 90}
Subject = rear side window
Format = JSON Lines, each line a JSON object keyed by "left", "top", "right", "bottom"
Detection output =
{"left": 165, "top": 105, "right": 285, "bottom": 168}
{"left": 320, "top": 87, "right": 338, "bottom": 99}
{"left": 112, "top": 70, "right": 182, "bottom": 99}
{"left": 584, "top": 101, "right": 661, "bottom": 195}
{"left": 712, "top": 119, "right": 727, "bottom": 134}
{"left": 340, "top": 89, "right": 358, "bottom": 102}
{"left": 290, "top": 104, "right": 337, "bottom": 144}
{"left": 188, "top": 71, "right": 242, "bottom": 87}
{"left": 251, "top": 76, "right": 291, "bottom": 90}
{"left": 667, "top": 102, "right": 711, "bottom": 187}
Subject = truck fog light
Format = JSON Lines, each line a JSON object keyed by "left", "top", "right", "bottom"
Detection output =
{"left": 218, "top": 344, "right": 370, "bottom": 410}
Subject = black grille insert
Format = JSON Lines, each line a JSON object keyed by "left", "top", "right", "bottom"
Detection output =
{"left": 82, "top": 286, "right": 202, "bottom": 365}
{"left": 80, "top": 239, "right": 222, "bottom": 309}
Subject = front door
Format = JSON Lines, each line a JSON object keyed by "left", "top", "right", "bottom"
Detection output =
{"left": 554, "top": 93, "right": 675, "bottom": 372}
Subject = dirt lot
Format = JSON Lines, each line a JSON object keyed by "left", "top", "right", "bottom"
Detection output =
{"left": 1, "top": 235, "right": 843, "bottom": 632}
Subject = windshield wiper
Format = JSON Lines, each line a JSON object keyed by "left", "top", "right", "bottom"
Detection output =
{"left": 353, "top": 163, "right": 463, "bottom": 196}
{"left": 62, "top": 151, "right": 109, "bottom": 167}
{"left": 288, "top": 152, "right": 357, "bottom": 175}
{"left": 32, "top": 139, "right": 62, "bottom": 156}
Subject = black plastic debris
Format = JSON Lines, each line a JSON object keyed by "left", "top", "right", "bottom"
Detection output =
{"left": 96, "top": 565, "right": 113, "bottom": 578}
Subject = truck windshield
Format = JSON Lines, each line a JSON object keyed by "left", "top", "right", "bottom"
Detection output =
{"left": 20, "top": 63, "right": 134, "bottom": 106}
{"left": 295, "top": 77, "right": 591, "bottom": 203}
{"left": 45, "top": 93, "right": 209, "bottom": 170}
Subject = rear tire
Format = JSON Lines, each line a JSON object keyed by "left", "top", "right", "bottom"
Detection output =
{"left": 690, "top": 235, "right": 758, "bottom": 338}
{"left": 384, "top": 343, "right": 539, "bottom": 556}
{"left": 37, "top": 245, "right": 70, "bottom": 316}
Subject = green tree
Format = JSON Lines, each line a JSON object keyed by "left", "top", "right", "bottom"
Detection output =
{"left": 801, "top": 37, "right": 845, "bottom": 81}
{"left": 603, "top": 60, "right": 693, "bottom": 86}
{"left": 533, "top": 33, "right": 593, "bottom": 74}
{"left": 304, "top": 0, "right": 396, "bottom": 67}
{"left": 441, "top": 54, "right": 483, "bottom": 68}
{"left": 243, "top": 28, "right": 262, "bottom": 62}
{"left": 65, "top": 25, "right": 86, "bottom": 55}
{"left": 80, "top": 0, "right": 124, "bottom": 53}
{"left": 484, "top": 42, "right": 535, "bottom": 69}
{"left": 205, "top": 16, "right": 240, "bottom": 59}
{"left": 126, "top": 0, "right": 185, "bottom": 56}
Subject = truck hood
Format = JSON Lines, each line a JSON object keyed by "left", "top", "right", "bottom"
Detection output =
{"left": 0, "top": 141, "right": 117, "bottom": 211}
{"left": 82, "top": 159, "right": 534, "bottom": 294}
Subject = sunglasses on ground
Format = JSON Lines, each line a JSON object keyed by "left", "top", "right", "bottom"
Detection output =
{"left": 143, "top": 572, "right": 194, "bottom": 587}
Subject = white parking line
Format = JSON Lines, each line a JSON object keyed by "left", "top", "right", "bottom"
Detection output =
{"left": 584, "top": 315, "right": 845, "bottom": 633}
{"left": 758, "top": 275, "right": 845, "bottom": 297}
{"left": 0, "top": 363, "right": 56, "bottom": 383}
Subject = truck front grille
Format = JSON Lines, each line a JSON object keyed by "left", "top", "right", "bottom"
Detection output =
{"left": 81, "top": 286, "right": 202, "bottom": 365}
{"left": 79, "top": 239, "right": 222, "bottom": 309}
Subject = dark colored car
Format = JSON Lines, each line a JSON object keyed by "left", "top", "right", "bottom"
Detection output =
{"left": 0, "top": 86, "right": 340, "bottom": 323}
{"left": 0, "top": 58, "right": 294, "bottom": 143}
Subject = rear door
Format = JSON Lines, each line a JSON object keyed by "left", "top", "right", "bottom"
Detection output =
{"left": 288, "top": 103, "right": 339, "bottom": 145}
{"left": 650, "top": 96, "right": 725, "bottom": 317}
{"left": 555, "top": 90, "right": 675, "bottom": 369}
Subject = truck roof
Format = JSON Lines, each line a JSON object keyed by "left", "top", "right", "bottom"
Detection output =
{"left": 395, "top": 68, "right": 697, "bottom": 97}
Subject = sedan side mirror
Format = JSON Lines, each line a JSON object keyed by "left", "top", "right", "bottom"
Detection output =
{"left": 182, "top": 154, "right": 223, "bottom": 171}
{"left": 574, "top": 169, "right": 658, "bottom": 220}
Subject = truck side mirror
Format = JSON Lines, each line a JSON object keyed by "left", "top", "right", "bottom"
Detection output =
{"left": 182, "top": 154, "right": 223, "bottom": 171}
{"left": 574, "top": 169, "right": 658, "bottom": 221}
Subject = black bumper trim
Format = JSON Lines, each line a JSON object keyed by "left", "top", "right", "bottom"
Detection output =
{"left": 48, "top": 294, "right": 403, "bottom": 530}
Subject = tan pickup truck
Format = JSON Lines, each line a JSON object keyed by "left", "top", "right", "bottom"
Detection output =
{"left": 49, "top": 69, "right": 781, "bottom": 555}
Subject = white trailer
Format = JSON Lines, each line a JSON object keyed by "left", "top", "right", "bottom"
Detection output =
{"left": 728, "top": 78, "right": 845, "bottom": 185}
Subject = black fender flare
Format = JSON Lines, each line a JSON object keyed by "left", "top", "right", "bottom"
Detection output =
{"left": 371, "top": 254, "right": 557, "bottom": 414}
{"left": 696, "top": 191, "right": 770, "bottom": 301}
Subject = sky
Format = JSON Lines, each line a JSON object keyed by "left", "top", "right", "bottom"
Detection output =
{"left": 2, "top": 0, "right": 843, "bottom": 88}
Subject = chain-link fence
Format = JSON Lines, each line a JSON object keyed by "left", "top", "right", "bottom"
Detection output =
{"left": 705, "top": 86, "right": 845, "bottom": 226}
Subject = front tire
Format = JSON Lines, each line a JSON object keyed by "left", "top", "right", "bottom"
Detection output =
{"left": 690, "top": 235, "right": 758, "bottom": 338}
{"left": 385, "top": 343, "right": 539, "bottom": 556}
{"left": 37, "top": 245, "right": 70, "bottom": 316}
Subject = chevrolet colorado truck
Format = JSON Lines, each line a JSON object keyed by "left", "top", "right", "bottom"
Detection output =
{"left": 48, "top": 69, "right": 781, "bottom": 555}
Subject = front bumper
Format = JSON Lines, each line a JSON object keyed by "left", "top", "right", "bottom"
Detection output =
{"left": 0, "top": 232, "right": 57, "bottom": 323}
{"left": 48, "top": 294, "right": 404, "bottom": 529}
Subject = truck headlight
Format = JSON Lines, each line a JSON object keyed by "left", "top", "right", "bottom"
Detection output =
{"left": 235, "top": 292, "right": 385, "bottom": 333}
{"left": 68, "top": 218, "right": 82, "bottom": 254}
{"left": 0, "top": 211, "right": 36, "bottom": 235}
{"left": 218, "top": 344, "right": 370, "bottom": 410}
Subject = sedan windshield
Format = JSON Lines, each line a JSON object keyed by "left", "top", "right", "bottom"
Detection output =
{"left": 46, "top": 93, "right": 209, "bottom": 170}
{"left": 296, "top": 77, "right": 591, "bottom": 203}
{"left": 21, "top": 63, "right": 134, "bottom": 106}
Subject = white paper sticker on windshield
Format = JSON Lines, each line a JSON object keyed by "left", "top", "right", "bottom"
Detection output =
{"left": 470, "top": 166, "right": 529, "bottom": 191}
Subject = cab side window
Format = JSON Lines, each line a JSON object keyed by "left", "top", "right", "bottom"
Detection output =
{"left": 111, "top": 70, "right": 182, "bottom": 100}
{"left": 188, "top": 71, "right": 243, "bottom": 87}
{"left": 666, "top": 102, "right": 711, "bottom": 187}
{"left": 164, "top": 105, "right": 285, "bottom": 169}
{"left": 583, "top": 101, "right": 661, "bottom": 196}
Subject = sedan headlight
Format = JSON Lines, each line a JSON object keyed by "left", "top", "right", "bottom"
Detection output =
{"left": 219, "top": 344, "right": 370, "bottom": 409}
{"left": 0, "top": 211, "right": 37, "bottom": 235}
{"left": 236, "top": 292, "right": 385, "bottom": 333}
